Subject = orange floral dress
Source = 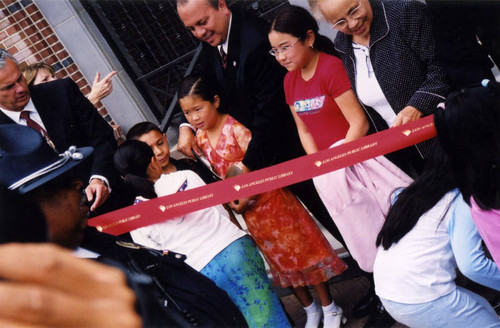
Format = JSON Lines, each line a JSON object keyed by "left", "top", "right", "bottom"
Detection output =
{"left": 196, "top": 115, "right": 347, "bottom": 287}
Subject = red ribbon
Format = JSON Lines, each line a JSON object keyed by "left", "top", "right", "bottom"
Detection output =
{"left": 90, "top": 116, "right": 436, "bottom": 235}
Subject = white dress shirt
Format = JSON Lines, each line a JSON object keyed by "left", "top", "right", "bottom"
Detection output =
{"left": 0, "top": 99, "right": 110, "bottom": 190}
{"left": 353, "top": 43, "right": 397, "bottom": 127}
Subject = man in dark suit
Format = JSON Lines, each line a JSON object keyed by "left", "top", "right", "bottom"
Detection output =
{"left": 176, "top": 0, "right": 347, "bottom": 246}
{"left": 0, "top": 48, "right": 116, "bottom": 211}
{"left": 427, "top": 0, "right": 500, "bottom": 90}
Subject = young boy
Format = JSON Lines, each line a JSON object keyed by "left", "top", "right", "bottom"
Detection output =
{"left": 126, "top": 122, "right": 218, "bottom": 184}
{"left": 126, "top": 122, "right": 242, "bottom": 228}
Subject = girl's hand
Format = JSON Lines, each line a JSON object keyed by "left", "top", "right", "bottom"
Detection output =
{"left": 230, "top": 197, "right": 257, "bottom": 214}
{"left": 226, "top": 164, "right": 254, "bottom": 213}
{"left": 225, "top": 163, "right": 250, "bottom": 179}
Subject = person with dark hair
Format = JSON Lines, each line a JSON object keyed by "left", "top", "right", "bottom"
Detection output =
{"left": 126, "top": 122, "right": 177, "bottom": 174}
{"left": 176, "top": 0, "right": 350, "bottom": 256}
{"left": 373, "top": 143, "right": 500, "bottom": 327}
{"left": 126, "top": 121, "right": 218, "bottom": 185}
{"left": 175, "top": 0, "right": 296, "bottom": 167}
{"left": 269, "top": 5, "right": 413, "bottom": 327}
{"left": 126, "top": 121, "right": 239, "bottom": 228}
{"left": 269, "top": 4, "right": 339, "bottom": 58}
{"left": 179, "top": 73, "right": 348, "bottom": 328}
{"left": 269, "top": 5, "right": 368, "bottom": 150}
{"left": 114, "top": 139, "right": 290, "bottom": 328}
{"left": 309, "top": 0, "right": 450, "bottom": 178}
{"left": 434, "top": 79, "right": 500, "bottom": 267}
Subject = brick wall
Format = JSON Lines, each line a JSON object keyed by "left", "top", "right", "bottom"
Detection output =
{"left": 0, "top": 0, "right": 124, "bottom": 142}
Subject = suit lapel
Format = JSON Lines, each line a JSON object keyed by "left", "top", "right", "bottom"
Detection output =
{"left": 207, "top": 45, "right": 227, "bottom": 94}
{"left": 0, "top": 110, "right": 15, "bottom": 124}
{"left": 29, "top": 87, "right": 65, "bottom": 151}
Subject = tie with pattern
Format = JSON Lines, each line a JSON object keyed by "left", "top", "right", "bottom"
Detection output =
{"left": 219, "top": 47, "right": 228, "bottom": 70}
{"left": 20, "top": 110, "right": 56, "bottom": 150}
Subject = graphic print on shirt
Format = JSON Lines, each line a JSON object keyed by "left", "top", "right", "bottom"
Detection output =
{"left": 177, "top": 179, "right": 188, "bottom": 192}
{"left": 294, "top": 95, "right": 325, "bottom": 115}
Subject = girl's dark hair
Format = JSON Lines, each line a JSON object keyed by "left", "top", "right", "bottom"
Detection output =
{"left": 114, "top": 140, "right": 157, "bottom": 199}
{"left": 177, "top": 73, "right": 226, "bottom": 113}
{"left": 435, "top": 80, "right": 500, "bottom": 210}
{"left": 376, "top": 143, "right": 458, "bottom": 250}
{"left": 270, "top": 5, "right": 338, "bottom": 57}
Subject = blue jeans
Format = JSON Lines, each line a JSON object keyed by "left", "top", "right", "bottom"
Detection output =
{"left": 380, "top": 287, "right": 500, "bottom": 328}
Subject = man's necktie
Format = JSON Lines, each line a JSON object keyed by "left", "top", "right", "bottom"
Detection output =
{"left": 220, "top": 47, "right": 228, "bottom": 70}
{"left": 20, "top": 110, "right": 56, "bottom": 150}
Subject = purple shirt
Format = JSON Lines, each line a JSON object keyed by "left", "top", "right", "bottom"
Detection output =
{"left": 470, "top": 197, "right": 500, "bottom": 267}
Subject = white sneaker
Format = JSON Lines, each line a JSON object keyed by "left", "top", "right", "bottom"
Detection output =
{"left": 304, "top": 302, "right": 323, "bottom": 328}
{"left": 323, "top": 306, "right": 347, "bottom": 328}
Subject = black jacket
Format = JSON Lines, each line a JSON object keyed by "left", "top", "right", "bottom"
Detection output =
{"left": 83, "top": 228, "right": 247, "bottom": 327}
{"left": 196, "top": 10, "right": 304, "bottom": 170}
{"left": 0, "top": 78, "right": 118, "bottom": 185}
{"left": 334, "top": 0, "right": 450, "bottom": 158}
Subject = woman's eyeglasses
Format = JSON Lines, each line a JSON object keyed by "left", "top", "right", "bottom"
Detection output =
{"left": 331, "top": 0, "right": 363, "bottom": 31}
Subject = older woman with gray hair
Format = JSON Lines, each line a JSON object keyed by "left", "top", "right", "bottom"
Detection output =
{"left": 309, "top": 0, "right": 450, "bottom": 177}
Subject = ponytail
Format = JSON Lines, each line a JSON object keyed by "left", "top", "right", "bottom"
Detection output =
{"left": 114, "top": 140, "right": 157, "bottom": 199}
{"left": 123, "top": 173, "right": 157, "bottom": 199}
{"left": 314, "top": 34, "right": 339, "bottom": 57}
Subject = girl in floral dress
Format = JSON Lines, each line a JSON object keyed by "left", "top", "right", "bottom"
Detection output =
{"left": 178, "top": 74, "right": 348, "bottom": 328}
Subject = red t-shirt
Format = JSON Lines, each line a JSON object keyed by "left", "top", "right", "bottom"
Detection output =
{"left": 284, "top": 52, "right": 352, "bottom": 150}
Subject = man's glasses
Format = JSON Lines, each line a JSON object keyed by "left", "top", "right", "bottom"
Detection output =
{"left": 269, "top": 37, "right": 302, "bottom": 57}
{"left": 331, "top": 0, "right": 363, "bottom": 31}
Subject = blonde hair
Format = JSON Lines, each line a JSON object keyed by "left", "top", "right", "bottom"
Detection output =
{"left": 21, "top": 62, "right": 55, "bottom": 85}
